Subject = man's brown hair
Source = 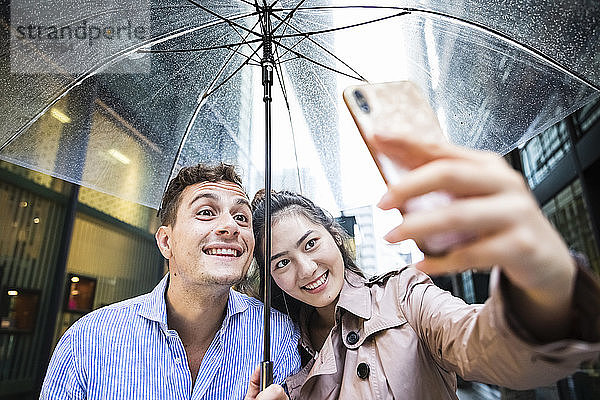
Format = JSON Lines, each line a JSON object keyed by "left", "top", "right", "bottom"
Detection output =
{"left": 158, "top": 163, "right": 244, "bottom": 226}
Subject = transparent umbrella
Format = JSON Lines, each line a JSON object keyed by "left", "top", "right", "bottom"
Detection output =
{"left": 1, "top": 0, "right": 599, "bottom": 385}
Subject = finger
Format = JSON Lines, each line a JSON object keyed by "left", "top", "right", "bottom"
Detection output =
{"left": 413, "top": 224, "right": 544, "bottom": 276}
{"left": 382, "top": 194, "right": 529, "bottom": 243}
{"left": 370, "top": 132, "right": 496, "bottom": 169}
{"left": 414, "top": 230, "right": 511, "bottom": 275}
{"left": 256, "top": 384, "right": 288, "bottom": 400}
{"left": 244, "top": 366, "right": 262, "bottom": 400}
{"left": 417, "top": 225, "right": 575, "bottom": 297}
{"left": 377, "top": 158, "right": 524, "bottom": 210}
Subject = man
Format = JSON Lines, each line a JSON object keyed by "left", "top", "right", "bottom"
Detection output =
{"left": 41, "top": 163, "right": 301, "bottom": 399}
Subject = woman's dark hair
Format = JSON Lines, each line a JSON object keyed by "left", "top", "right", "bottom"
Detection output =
{"left": 251, "top": 189, "right": 364, "bottom": 324}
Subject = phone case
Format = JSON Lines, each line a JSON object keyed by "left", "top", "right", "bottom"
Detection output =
{"left": 343, "top": 81, "right": 473, "bottom": 256}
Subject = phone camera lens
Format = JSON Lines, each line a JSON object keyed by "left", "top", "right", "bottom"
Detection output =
{"left": 353, "top": 90, "right": 370, "bottom": 113}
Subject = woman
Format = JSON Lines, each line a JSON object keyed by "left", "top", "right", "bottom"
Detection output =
{"left": 247, "top": 134, "right": 600, "bottom": 399}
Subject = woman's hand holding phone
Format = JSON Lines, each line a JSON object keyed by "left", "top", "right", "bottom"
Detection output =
{"left": 343, "top": 81, "right": 473, "bottom": 256}
{"left": 344, "top": 81, "right": 577, "bottom": 340}
{"left": 373, "top": 132, "right": 577, "bottom": 341}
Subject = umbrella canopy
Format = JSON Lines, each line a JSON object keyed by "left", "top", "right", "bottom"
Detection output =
{"left": 2, "top": 0, "right": 599, "bottom": 386}
{"left": 1, "top": 0, "right": 599, "bottom": 213}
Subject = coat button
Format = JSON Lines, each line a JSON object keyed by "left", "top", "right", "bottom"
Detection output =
{"left": 346, "top": 331, "right": 359, "bottom": 345}
{"left": 357, "top": 362, "right": 370, "bottom": 379}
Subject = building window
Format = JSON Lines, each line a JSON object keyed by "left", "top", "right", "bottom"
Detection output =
{"left": 541, "top": 179, "right": 600, "bottom": 274}
{"left": 574, "top": 97, "right": 600, "bottom": 138}
{"left": 520, "top": 121, "right": 571, "bottom": 188}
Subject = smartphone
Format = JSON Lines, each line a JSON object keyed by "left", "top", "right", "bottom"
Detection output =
{"left": 343, "top": 81, "right": 473, "bottom": 256}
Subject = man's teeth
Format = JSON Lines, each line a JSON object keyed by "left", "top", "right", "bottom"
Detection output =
{"left": 304, "top": 272, "right": 328, "bottom": 290}
{"left": 207, "top": 248, "right": 238, "bottom": 256}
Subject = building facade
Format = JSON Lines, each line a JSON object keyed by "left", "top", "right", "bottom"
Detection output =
{"left": 0, "top": 162, "right": 164, "bottom": 400}
{"left": 460, "top": 96, "right": 600, "bottom": 400}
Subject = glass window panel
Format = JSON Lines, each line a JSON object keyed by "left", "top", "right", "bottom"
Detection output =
{"left": 542, "top": 179, "right": 600, "bottom": 275}
{"left": 77, "top": 187, "right": 160, "bottom": 234}
{"left": 520, "top": 121, "right": 571, "bottom": 188}
{"left": 575, "top": 97, "right": 600, "bottom": 135}
{"left": 0, "top": 160, "right": 68, "bottom": 194}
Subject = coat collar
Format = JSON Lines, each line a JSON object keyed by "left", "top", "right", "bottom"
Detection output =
{"left": 335, "top": 269, "right": 372, "bottom": 320}
{"left": 296, "top": 269, "right": 372, "bottom": 357}
{"left": 297, "top": 268, "right": 408, "bottom": 354}
{"left": 287, "top": 268, "right": 408, "bottom": 398}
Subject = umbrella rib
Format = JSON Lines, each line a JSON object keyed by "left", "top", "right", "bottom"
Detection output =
{"left": 236, "top": 0, "right": 256, "bottom": 7}
{"left": 145, "top": 51, "right": 206, "bottom": 105}
{"left": 162, "top": 97, "right": 209, "bottom": 214}
{"left": 270, "top": 15, "right": 310, "bottom": 61}
{"left": 276, "top": 5, "right": 292, "bottom": 39}
{"left": 275, "top": 5, "right": 600, "bottom": 91}
{"left": 184, "top": 0, "right": 262, "bottom": 39}
{"left": 134, "top": 10, "right": 260, "bottom": 53}
{"left": 146, "top": 43, "right": 262, "bottom": 65}
{"left": 256, "top": 1, "right": 267, "bottom": 40}
{"left": 0, "top": 11, "right": 263, "bottom": 154}
{"left": 270, "top": 0, "right": 309, "bottom": 35}
{"left": 277, "top": 55, "right": 301, "bottom": 64}
{"left": 138, "top": 38, "right": 263, "bottom": 54}
{"left": 141, "top": 14, "right": 262, "bottom": 108}
{"left": 203, "top": 43, "right": 264, "bottom": 100}
{"left": 273, "top": 11, "right": 410, "bottom": 39}
{"left": 270, "top": 13, "right": 367, "bottom": 81}
{"left": 161, "top": 54, "right": 261, "bottom": 213}
{"left": 274, "top": 5, "right": 408, "bottom": 12}
{"left": 201, "top": 20, "right": 264, "bottom": 99}
{"left": 272, "top": 50, "right": 304, "bottom": 195}
{"left": 272, "top": 38, "right": 365, "bottom": 82}
{"left": 274, "top": 34, "right": 309, "bottom": 62}
{"left": 157, "top": 22, "right": 258, "bottom": 108}
{"left": 273, "top": 45, "right": 289, "bottom": 102}
{"left": 226, "top": 12, "right": 263, "bottom": 54}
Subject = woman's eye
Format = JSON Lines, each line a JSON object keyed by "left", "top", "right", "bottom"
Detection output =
{"left": 305, "top": 238, "right": 317, "bottom": 250}
{"left": 275, "top": 259, "right": 290, "bottom": 269}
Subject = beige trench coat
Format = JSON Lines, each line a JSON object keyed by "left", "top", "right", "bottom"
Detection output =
{"left": 285, "top": 265, "right": 600, "bottom": 399}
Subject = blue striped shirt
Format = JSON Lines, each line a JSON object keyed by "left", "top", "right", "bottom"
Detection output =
{"left": 40, "top": 274, "right": 301, "bottom": 400}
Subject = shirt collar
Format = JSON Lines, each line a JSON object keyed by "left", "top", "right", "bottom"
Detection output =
{"left": 224, "top": 288, "right": 250, "bottom": 323}
{"left": 138, "top": 273, "right": 170, "bottom": 331}
{"left": 335, "top": 269, "right": 372, "bottom": 320}
{"left": 138, "top": 273, "right": 250, "bottom": 332}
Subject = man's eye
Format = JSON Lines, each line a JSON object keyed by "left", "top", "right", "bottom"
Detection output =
{"left": 305, "top": 238, "right": 317, "bottom": 250}
{"left": 234, "top": 214, "right": 248, "bottom": 223}
{"left": 197, "top": 209, "right": 214, "bottom": 217}
{"left": 275, "top": 259, "right": 290, "bottom": 269}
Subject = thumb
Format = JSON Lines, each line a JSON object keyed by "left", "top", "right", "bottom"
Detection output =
{"left": 244, "top": 366, "right": 261, "bottom": 400}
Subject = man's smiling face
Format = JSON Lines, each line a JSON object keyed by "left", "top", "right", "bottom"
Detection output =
{"left": 158, "top": 180, "right": 254, "bottom": 288}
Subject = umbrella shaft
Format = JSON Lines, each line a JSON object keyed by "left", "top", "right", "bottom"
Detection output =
{"left": 261, "top": 5, "right": 275, "bottom": 388}
{"left": 262, "top": 58, "right": 274, "bottom": 386}
{"left": 260, "top": 361, "right": 274, "bottom": 391}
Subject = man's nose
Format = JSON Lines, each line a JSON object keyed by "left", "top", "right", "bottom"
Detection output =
{"left": 215, "top": 214, "right": 240, "bottom": 237}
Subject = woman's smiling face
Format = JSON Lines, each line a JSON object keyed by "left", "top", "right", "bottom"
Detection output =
{"left": 269, "top": 213, "right": 345, "bottom": 309}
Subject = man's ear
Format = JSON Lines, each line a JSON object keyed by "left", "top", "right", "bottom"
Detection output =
{"left": 155, "top": 225, "right": 172, "bottom": 259}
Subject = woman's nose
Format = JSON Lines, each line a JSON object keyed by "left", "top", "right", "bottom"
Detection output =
{"left": 297, "top": 256, "right": 318, "bottom": 279}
